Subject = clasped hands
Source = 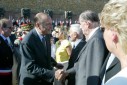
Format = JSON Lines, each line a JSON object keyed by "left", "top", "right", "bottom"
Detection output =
{"left": 55, "top": 69, "right": 68, "bottom": 81}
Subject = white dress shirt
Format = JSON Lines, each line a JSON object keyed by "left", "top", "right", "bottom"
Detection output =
{"left": 71, "top": 39, "right": 81, "bottom": 49}
{"left": 86, "top": 27, "right": 99, "bottom": 41}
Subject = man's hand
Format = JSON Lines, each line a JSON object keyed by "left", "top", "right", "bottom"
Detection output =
{"left": 55, "top": 69, "right": 68, "bottom": 81}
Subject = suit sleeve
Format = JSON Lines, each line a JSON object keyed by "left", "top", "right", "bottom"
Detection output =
{"left": 66, "top": 61, "right": 78, "bottom": 75}
{"left": 20, "top": 42, "right": 55, "bottom": 83}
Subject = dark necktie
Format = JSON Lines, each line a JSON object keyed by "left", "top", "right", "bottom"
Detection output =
{"left": 73, "top": 44, "right": 76, "bottom": 49}
{"left": 42, "top": 36, "right": 47, "bottom": 55}
{"left": 5, "top": 38, "right": 13, "bottom": 51}
{"left": 5, "top": 39, "right": 8, "bottom": 44}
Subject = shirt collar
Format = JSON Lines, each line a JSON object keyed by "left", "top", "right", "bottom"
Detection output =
{"left": 86, "top": 27, "right": 99, "bottom": 41}
{"left": 0, "top": 34, "right": 8, "bottom": 41}
{"left": 35, "top": 27, "right": 44, "bottom": 41}
{"left": 71, "top": 39, "right": 81, "bottom": 48}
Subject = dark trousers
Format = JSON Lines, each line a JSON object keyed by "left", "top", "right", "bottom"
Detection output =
{"left": 67, "top": 74, "right": 75, "bottom": 85}
{"left": 0, "top": 73, "right": 12, "bottom": 85}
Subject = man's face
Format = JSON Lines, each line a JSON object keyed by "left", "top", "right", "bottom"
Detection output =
{"left": 39, "top": 17, "right": 52, "bottom": 35}
{"left": 2, "top": 20, "right": 13, "bottom": 37}
{"left": 69, "top": 29, "right": 77, "bottom": 42}
{"left": 79, "top": 19, "right": 89, "bottom": 36}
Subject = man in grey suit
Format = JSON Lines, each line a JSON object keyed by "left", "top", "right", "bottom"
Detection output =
{"left": 55, "top": 10, "right": 108, "bottom": 85}
{"left": 19, "top": 12, "right": 61, "bottom": 85}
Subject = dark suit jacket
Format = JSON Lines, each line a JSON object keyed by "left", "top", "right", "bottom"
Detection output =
{"left": 0, "top": 36, "right": 13, "bottom": 69}
{"left": 19, "top": 29, "right": 55, "bottom": 85}
{"left": 67, "top": 28, "right": 108, "bottom": 85}
{"left": 67, "top": 39, "right": 86, "bottom": 85}
{"left": 9, "top": 33, "right": 16, "bottom": 48}
{"left": 99, "top": 53, "right": 121, "bottom": 85}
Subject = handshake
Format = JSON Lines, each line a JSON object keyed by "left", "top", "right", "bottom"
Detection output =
{"left": 55, "top": 69, "right": 69, "bottom": 81}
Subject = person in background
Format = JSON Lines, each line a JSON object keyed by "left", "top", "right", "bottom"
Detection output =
{"left": 20, "top": 23, "right": 33, "bottom": 39}
{"left": 66, "top": 24, "right": 86, "bottom": 85}
{"left": 55, "top": 26, "right": 72, "bottom": 63}
{"left": 52, "top": 30, "right": 59, "bottom": 44}
{"left": 100, "top": 0, "right": 127, "bottom": 85}
{"left": 0, "top": 18, "right": 13, "bottom": 85}
{"left": 13, "top": 23, "right": 33, "bottom": 85}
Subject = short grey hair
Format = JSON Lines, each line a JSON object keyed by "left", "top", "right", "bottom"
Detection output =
{"left": 70, "top": 24, "right": 83, "bottom": 39}
{"left": 79, "top": 10, "right": 99, "bottom": 23}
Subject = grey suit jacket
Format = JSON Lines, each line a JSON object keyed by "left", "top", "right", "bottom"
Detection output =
{"left": 19, "top": 29, "right": 54, "bottom": 85}
{"left": 67, "top": 28, "right": 108, "bottom": 85}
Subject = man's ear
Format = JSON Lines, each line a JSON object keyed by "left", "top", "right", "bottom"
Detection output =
{"left": 87, "top": 21, "right": 92, "bottom": 28}
{"left": 112, "top": 32, "right": 118, "bottom": 43}
{"left": 36, "top": 22, "right": 39, "bottom": 27}
{"left": 74, "top": 32, "right": 78, "bottom": 38}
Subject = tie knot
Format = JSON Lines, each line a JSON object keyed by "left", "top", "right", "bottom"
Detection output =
{"left": 73, "top": 44, "right": 75, "bottom": 49}
{"left": 42, "top": 36, "right": 45, "bottom": 41}
{"left": 5, "top": 39, "right": 8, "bottom": 44}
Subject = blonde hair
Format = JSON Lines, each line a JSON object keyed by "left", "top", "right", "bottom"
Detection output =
{"left": 100, "top": 0, "right": 127, "bottom": 54}
{"left": 55, "top": 26, "right": 67, "bottom": 39}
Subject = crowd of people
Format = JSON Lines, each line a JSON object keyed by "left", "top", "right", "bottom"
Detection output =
{"left": 0, "top": 0, "right": 127, "bottom": 85}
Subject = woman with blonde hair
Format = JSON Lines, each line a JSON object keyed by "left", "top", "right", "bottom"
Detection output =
{"left": 100, "top": 0, "right": 127, "bottom": 85}
{"left": 55, "top": 26, "right": 72, "bottom": 63}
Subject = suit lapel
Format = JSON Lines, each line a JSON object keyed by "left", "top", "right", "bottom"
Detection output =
{"left": 75, "top": 42, "right": 87, "bottom": 62}
{"left": 32, "top": 29, "right": 47, "bottom": 53}
{"left": 99, "top": 53, "right": 111, "bottom": 79}
{"left": 106, "top": 57, "right": 119, "bottom": 72}
{"left": 0, "top": 36, "right": 12, "bottom": 52}
{"left": 32, "top": 29, "right": 51, "bottom": 57}
{"left": 73, "top": 40, "right": 84, "bottom": 52}
{"left": 32, "top": 29, "right": 44, "bottom": 46}
{"left": 75, "top": 28, "right": 101, "bottom": 62}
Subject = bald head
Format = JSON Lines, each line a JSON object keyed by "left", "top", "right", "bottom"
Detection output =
{"left": 34, "top": 12, "right": 50, "bottom": 25}
{"left": 34, "top": 12, "right": 52, "bottom": 35}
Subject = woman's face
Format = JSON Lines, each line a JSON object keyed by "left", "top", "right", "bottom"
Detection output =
{"left": 103, "top": 27, "right": 114, "bottom": 52}
{"left": 58, "top": 31, "right": 63, "bottom": 39}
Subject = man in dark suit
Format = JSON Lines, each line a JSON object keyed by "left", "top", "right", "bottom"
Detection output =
{"left": 0, "top": 18, "right": 13, "bottom": 85}
{"left": 55, "top": 10, "right": 108, "bottom": 85}
{"left": 66, "top": 24, "right": 86, "bottom": 85}
{"left": 19, "top": 12, "right": 61, "bottom": 85}
{"left": 99, "top": 53, "right": 121, "bottom": 85}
